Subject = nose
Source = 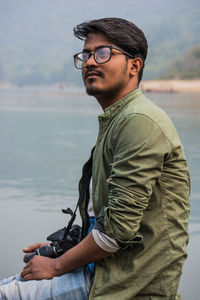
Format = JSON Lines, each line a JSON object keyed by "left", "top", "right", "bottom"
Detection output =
{"left": 85, "top": 52, "right": 97, "bottom": 68}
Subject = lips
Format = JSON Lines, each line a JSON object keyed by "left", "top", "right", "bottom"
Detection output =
{"left": 85, "top": 69, "right": 103, "bottom": 80}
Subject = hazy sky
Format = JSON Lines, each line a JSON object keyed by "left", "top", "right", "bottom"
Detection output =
{"left": 0, "top": 0, "right": 199, "bottom": 82}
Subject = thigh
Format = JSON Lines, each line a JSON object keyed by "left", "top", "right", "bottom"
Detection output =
{"left": 0, "top": 267, "right": 93, "bottom": 300}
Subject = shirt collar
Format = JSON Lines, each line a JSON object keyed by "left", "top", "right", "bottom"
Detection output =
{"left": 98, "top": 88, "right": 142, "bottom": 122}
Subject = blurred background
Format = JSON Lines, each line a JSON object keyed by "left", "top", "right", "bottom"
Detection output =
{"left": 0, "top": 1, "right": 200, "bottom": 299}
{"left": 0, "top": 0, "right": 200, "bottom": 87}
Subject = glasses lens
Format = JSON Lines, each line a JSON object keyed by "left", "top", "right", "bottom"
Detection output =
{"left": 74, "top": 52, "right": 89, "bottom": 69}
{"left": 74, "top": 47, "right": 112, "bottom": 68}
{"left": 95, "top": 47, "right": 111, "bottom": 63}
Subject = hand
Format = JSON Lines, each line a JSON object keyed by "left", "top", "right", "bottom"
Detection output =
{"left": 23, "top": 242, "right": 49, "bottom": 262}
{"left": 21, "top": 255, "right": 59, "bottom": 281}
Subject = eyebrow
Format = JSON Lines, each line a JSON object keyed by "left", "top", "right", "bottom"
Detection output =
{"left": 82, "top": 48, "right": 91, "bottom": 53}
{"left": 82, "top": 45, "right": 112, "bottom": 52}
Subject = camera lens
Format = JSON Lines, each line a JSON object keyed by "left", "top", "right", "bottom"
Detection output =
{"left": 36, "top": 244, "right": 57, "bottom": 258}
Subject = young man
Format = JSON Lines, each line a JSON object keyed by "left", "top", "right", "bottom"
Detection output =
{"left": 0, "top": 18, "right": 190, "bottom": 300}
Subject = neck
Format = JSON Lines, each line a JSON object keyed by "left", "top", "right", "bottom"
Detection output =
{"left": 95, "top": 83, "right": 139, "bottom": 110}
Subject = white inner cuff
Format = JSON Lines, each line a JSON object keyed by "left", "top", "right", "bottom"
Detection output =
{"left": 92, "top": 228, "right": 120, "bottom": 253}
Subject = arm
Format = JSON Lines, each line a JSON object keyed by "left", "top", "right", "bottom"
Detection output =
{"left": 21, "top": 232, "right": 111, "bottom": 281}
{"left": 97, "top": 114, "right": 171, "bottom": 246}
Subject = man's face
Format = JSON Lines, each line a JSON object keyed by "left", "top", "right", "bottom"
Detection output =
{"left": 81, "top": 31, "right": 133, "bottom": 105}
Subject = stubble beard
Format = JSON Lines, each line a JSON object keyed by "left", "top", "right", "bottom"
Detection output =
{"left": 85, "top": 62, "right": 129, "bottom": 99}
{"left": 85, "top": 85, "right": 102, "bottom": 96}
{"left": 84, "top": 75, "right": 104, "bottom": 97}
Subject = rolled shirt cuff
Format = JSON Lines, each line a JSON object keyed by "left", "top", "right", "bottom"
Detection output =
{"left": 92, "top": 228, "right": 120, "bottom": 253}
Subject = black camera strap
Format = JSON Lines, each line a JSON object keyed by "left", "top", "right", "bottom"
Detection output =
{"left": 62, "top": 147, "right": 94, "bottom": 238}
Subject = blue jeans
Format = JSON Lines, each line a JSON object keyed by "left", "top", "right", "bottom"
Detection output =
{"left": 0, "top": 267, "right": 93, "bottom": 300}
{"left": 0, "top": 217, "right": 95, "bottom": 299}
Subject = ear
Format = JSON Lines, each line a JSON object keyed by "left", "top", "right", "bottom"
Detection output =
{"left": 129, "top": 57, "right": 143, "bottom": 77}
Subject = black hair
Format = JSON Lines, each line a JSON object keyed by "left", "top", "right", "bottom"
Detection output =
{"left": 73, "top": 17, "right": 148, "bottom": 83}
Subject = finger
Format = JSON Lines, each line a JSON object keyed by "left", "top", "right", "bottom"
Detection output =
{"left": 23, "top": 242, "right": 49, "bottom": 253}
{"left": 21, "top": 259, "right": 33, "bottom": 273}
{"left": 21, "top": 265, "right": 31, "bottom": 278}
{"left": 23, "top": 243, "right": 41, "bottom": 253}
{"left": 21, "top": 269, "right": 34, "bottom": 281}
{"left": 23, "top": 245, "right": 36, "bottom": 253}
{"left": 23, "top": 273, "right": 33, "bottom": 281}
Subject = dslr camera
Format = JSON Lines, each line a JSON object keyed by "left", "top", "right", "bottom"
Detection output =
{"left": 25, "top": 209, "right": 82, "bottom": 262}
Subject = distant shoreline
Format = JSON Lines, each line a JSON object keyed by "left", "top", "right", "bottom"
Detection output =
{"left": 140, "top": 80, "right": 200, "bottom": 93}
{"left": 0, "top": 80, "right": 200, "bottom": 93}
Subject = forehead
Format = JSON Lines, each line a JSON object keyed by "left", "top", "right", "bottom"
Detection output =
{"left": 84, "top": 31, "right": 113, "bottom": 50}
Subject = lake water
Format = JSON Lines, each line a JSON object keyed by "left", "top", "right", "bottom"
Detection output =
{"left": 0, "top": 86, "right": 199, "bottom": 299}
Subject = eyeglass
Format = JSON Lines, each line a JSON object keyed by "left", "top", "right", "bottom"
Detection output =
{"left": 73, "top": 45, "right": 133, "bottom": 69}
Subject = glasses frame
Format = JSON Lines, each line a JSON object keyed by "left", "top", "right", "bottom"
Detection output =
{"left": 73, "top": 45, "right": 133, "bottom": 69}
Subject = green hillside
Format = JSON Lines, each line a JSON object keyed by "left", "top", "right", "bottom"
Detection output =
{"left": 0, "top": 0, "right": 200, "bottom": 85}
{"left": 161, "top": 45, "right": 200, "bottom": 79}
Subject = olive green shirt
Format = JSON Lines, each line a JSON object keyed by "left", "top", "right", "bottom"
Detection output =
{"left": 79, "top": 89, "right": 190, "bottom": 300}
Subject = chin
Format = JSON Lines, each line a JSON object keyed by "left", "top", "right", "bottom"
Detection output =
{"left": 86, "top": 85, "right": 102, "bottom": 96}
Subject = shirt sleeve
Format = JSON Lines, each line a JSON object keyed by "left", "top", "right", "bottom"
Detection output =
{"left": 102, "top": 113, "right": 171, "bottom": 246}
{"left": 92, "top": 228, "right": 120, "bottom": 253}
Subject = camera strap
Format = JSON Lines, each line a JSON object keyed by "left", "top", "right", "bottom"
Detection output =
{"left": 62, "top": 147, "right": 94, "bottom": 238}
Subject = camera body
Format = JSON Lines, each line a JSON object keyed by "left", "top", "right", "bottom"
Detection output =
{"left": 25, "top": 224, "right": 82, "bottom": 262}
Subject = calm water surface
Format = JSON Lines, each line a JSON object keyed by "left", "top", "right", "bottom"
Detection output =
{"left": 0, "top": 87, "right": 199, "bottom": 299}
